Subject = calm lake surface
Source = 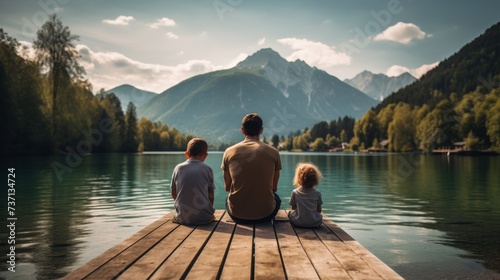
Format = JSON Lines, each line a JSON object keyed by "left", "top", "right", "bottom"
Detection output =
{"left": 1, "top": 152, "right": 500, "bottom": 279}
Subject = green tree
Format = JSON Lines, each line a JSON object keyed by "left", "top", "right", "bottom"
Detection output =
{"left": 311, "top": 138, "right": 328, "bottom": 151}
{"left": 340, "top": 130, "right": 348, "bottom": 143}
{"left": 56, "top": 81, "right": 96, "bottom": 149}
{"left": 340, "top": 116, "right": 356, "bottom": 140}
{"left": 123, "top": 102, "right": 140, "bottom": 152}
{"left": 328, "top": 120, "right": 340, "bottom": 138}
{"left": 465, "top": 131, "right": 480, "bottom": 150}
{"left": 34, "top": 14, "right": 85, "bottom": 138}
{"left": 353, "top": 109, "right": 378, "bottom": 148}
{"left": 271, "top": 134, "right": 280, "bottom": 148}
{"left": 138, "top": 118, "right": 155, "bottom": 151}
{"left": 95, "top": 92, "right": 125, "bottom": 152}
{"left": 473, "top": 91, "right": 497, "bottom": 147}
{"left": 326, "top": 134, "right": 340, "bottom": 149}
{"left": 1, "top": 29, "right": 51, "bottom": 154}
{"left": 486, "top": 90, "right": 500, "bottom": 148}
{"left": 350, "top": 136, "right": 361, "bottom": 151}
{"left": 388, "top": 103, "right": 416, "bottom": 152}
{"left": 310, "top": 121, "right": 329, "bottom": 140}
{"left": 284, "top": 136, "right": 293, "bottom": 151}
{"left": 376, "top": 104, "right": 395, "bottom": 140}
{"left": 417, "top": 100, "right": 459, "bottom": 152}
{"left": 293, "top": 135, "right": 309, "bottom": 151}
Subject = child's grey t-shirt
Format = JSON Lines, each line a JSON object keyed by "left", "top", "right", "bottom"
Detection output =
{"left": 289, "top": 187, "right": 323, "bottom": 228}
{"left": 170, "top": 159, "right": 215, "bottom": 225}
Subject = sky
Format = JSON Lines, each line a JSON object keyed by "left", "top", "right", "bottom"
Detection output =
{"left": 0, "top": 0, "right": 499, "bottom": 93}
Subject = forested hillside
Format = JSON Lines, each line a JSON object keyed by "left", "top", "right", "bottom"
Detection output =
{"left": 288, "top": 22, "right": 500, "bottom": 152}
{"left": 377, "top": 22, "right": 500, "bottom": 110}
{"left": 0, "top": 15, "right": 191, "bottom": 155}
{"left": 358, "top": 22, "right": 500, "bottom": 152}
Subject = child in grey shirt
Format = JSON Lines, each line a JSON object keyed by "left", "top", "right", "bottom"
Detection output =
{"left": 288, "top": 163, "right": 323, "bottom": 228}
{"left": 171, "top": 138, "right": 215, "bottom": 225}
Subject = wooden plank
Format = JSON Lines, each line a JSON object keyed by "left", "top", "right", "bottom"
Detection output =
{"left": 117, "top": 224, "right": 194, "bottom": 279}
{"left": 274, "top": 210, "right": 289, "bottom": 221}
{"left": 294, "top": 226, "right": 351, "bottom": 280}
{"left": 274, "top": 210, "right": 319, "bottom": 280}
{"left": 254, "top": 221, "right": 286, "bottom": 280}
{"left": 61, "top": 212, "right": 174, "bottom": 280}
{"left": 64, "top": 210, "right": 402, "bottom": 280}
{"left": 85, "top": 220, "right": 180, "bottom": 279}
{"left": 322, "top": 217, "right": 403, "bottom": 280}
{"left": 149, "top": 211, "right": 223, "bottom": 280}
{"left": 185, "top": 211, "right": 235, "bottom": 280}
{"left": 219, "top": 223, "right": 254, "bottom": 280}
{"left": 314, "top": 224, "right": 382, "bottom": 280}
{"left": 121, "top": 210, "right": 225, "bottom": 279}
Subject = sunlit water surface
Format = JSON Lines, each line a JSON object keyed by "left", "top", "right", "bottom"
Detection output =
{"left": 1, "top": 152, "right": 499, "bottom": 279}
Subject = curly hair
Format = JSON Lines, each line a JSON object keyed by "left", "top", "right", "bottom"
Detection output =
{"left": 293, "top": 163, "right": 323, "bottom": 189}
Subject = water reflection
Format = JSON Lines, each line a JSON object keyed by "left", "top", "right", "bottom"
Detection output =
{"left": 385, "top": 155, "right": 500, "bottom": 274}
{"left": 0, "top": 152, "right": 499, "bottom": 279}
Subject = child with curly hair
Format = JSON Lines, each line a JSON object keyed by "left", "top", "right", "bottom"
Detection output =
{"left": 288, "top": 163, "right": 323, "bottom": 228}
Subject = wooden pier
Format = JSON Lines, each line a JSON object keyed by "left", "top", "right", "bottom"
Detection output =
{"left": 63, "top": 210, "right": 403, "bottom": 279}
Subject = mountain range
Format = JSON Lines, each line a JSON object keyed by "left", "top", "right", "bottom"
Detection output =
{"left": 344, "top": 71, "right": 416, "bottom": 101}
{"left": 104, "top": 84, "right": 157, "bottom": 111}
{"left": 110, "top": 48, "right": 379, "bottom": 142}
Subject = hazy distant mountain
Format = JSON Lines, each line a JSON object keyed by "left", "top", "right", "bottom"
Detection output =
{"left": 139, "top": 48, "right": 377, "bottom": 142}
{"left": 344, "top": 71, "right": 416, "bottom": 101}
{"left": 105, "top": 84, "right": 157, "bottom": 111}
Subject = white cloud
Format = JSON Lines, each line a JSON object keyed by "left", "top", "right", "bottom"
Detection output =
{"left": 277, "top": 37, "right": 351, "bottom": 69}
{"left": 413, "top": 61, "right": 440, "bottom": 78}
{"left": 102, "top": 15, "right": 135, "bottom": 26}
{"left": 226, "top": 53, "right": 249, "bottom": 68}
{"left": 373, "top": 22, "right": 427, "bottom": 44}
{"left": 386, "top": 65, "right": 411, "bottom": 77}
{"left": 386, "top": 61, "right": 440, "bottom": 78}
{"left": 150, "top": 17, "right": 176, "bottom": 29}
{"left": 76, "top": 44, "right": 219, "bottom": 93}
{"left": 16, "top": 41, "right": 36, "bottom": 60}
{"left": 166, "top": 32, "right": 179, "bottom": 39}
{"left": 257, "top": 37, "right": 266, "bottom": 46}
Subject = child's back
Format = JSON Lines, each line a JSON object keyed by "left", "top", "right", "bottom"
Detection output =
{"left": 288, "top": 162, "right": 323, "bottom": 228}
{"left": 170, "top": 138, "right": 215, "bottom": 225}
{"left": 171, "top": 159, "right": 215, "bottom": 225}
{"left": 289, "top": 187, "right": 322, "bottom": 228}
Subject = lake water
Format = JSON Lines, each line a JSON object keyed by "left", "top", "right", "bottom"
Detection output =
{"left": 1, "top": 152, "right": 499, "bottom": 279}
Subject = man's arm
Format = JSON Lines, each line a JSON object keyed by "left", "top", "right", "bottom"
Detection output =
{"left": 272, "top": 171, "right": 280, "bottom": 192}
{"left": 223, "top": 169, "right": 232, "bottom": 192}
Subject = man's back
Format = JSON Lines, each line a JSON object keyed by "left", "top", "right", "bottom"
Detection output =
{"left": 222, "top": 139, "right": 281, "bottom": 220}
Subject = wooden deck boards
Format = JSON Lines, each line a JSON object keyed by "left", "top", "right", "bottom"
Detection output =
{"left": 63, "top": 210, "right": 403, "bottom": 280}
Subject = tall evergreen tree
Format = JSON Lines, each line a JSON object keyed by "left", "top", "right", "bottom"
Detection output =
{"left": 271, "top": 134, "right": 280, "bottom": 148}
{"left": 123, "top": 102, "right": 140, "bottom": 152}
{"left": 33, "top": 14, "right": 85, "bottom": 138}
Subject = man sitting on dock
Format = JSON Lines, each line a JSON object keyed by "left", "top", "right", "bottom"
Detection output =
{"left": 221, "top": 113, "right": 282, "bottom": 223}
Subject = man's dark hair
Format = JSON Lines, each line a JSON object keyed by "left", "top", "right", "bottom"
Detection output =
{"left": 241, "top": 113, "right": 263, "bottom": 136}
